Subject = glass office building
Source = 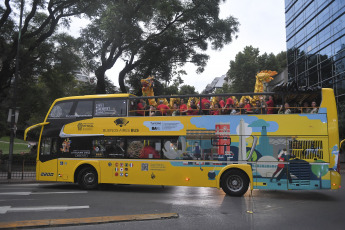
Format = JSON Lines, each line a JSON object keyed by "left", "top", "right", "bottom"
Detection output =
{"left": 285, "top": 0, "right": 345, "bottom": 139}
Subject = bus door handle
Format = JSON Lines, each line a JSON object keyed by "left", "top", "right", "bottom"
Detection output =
{"left": 245, "top": 135, "right": 258, "bottom": 161}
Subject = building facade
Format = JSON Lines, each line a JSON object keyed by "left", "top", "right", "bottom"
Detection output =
{"left": 285, "top": 0, "right": 345, "bottom": 139}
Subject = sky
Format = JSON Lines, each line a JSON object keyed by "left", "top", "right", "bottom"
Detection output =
{"left": 67, "top": 0, "right": 287, "bottom": 93}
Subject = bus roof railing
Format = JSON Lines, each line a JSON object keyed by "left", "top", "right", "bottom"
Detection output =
{"left": 130, "top": 90, "right": 321, "bottom": 100}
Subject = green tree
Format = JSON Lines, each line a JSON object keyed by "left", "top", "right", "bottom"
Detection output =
{"left": 227, "top": 46, "right": 260, "bottom": 93}
{"left": 179, "top": 85, "right": 198, "bottom": 95}
{"left": 226, "top": 46, "right": 287, "bottom": 93}
{"left": 0, "top": 0, "right": 98, "bottom": 104}
{"left": 80, "top": 0, "right": 239, "bottom": 94}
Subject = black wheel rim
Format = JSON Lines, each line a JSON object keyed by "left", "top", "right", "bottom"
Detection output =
{"left": 84, "top": 172, "right": 95, "bottom": 185}
{"left": 226, "top": 175, "right": 243, "bottom": 192}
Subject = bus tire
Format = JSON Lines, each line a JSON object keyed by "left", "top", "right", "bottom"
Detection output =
{"left": 221, "top": 169, "right": 249, "bottom": 197}
{"left": 78, "top": 167, "right": 98, "bottom": 190}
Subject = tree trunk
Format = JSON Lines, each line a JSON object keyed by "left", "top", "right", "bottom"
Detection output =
{"left": 95, "top": 68, "right": 106, "bottom": 94}
{"left": 118, "top": 69, "right": 127, "bottom": 93}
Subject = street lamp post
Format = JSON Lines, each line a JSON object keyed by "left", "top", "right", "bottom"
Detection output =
{"left": 8, "top": 0, "right": 24, "bottom": 180}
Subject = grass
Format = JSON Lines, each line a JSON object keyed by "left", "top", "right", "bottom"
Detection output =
{"left": 0, "top": 136, "right": 31, "bottom": 154}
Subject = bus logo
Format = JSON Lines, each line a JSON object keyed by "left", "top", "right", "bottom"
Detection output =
{"left": 114, "top": 118, "right": 129, "bottom": 127}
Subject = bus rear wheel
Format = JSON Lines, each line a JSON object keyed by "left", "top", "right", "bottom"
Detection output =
{"left": 221, "top": 170, "right": 249, "bottom": 197}
{"left": 78, "top": 167, "right": 98, "bottom": 190}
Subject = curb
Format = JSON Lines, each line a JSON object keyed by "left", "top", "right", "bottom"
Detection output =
{"left": 0, "top": 213, "right": 179, "bottom": 229}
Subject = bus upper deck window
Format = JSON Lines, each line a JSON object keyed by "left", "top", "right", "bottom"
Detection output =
{"left": 94, "top": 99, "right": 127, "bottom": 117}
{"left": 75, "top": 100, "right": 93, "bottom": 117}
{"left": 48, "top": 101, "right": 73, "bottom": 118}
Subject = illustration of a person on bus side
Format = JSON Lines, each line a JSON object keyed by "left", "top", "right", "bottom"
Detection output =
{"left": 270, "top": 148, "right": 292, "bottom": 183}
{"left": 192, "top": 142, "right": 201, "bottom": 160}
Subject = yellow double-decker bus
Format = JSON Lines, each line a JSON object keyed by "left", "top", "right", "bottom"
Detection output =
{"left": 25, "top": 88, "right": 342, "bottom": 196}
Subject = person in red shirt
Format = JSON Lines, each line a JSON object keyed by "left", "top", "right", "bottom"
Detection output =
{"left": 224, "top": 96, "right": 234, "bottom": 114}
{"left": 226, "top": 97, "right": 234, "bottom": 106}
{"left": 200, "top": 97, "right": 211, "bottom": 109}
{"left": 244, "top": 98, "right": 253, "bottom": 113}
{"left": 217, "top": 96, "right": 225, "bottom": 108}
{"left": 136, "top": 99, "right": 146, "bottom": 116}
{"left": 266, "top": 95, "right": 274, "bottom": 114}
{"left": 179, "top": 98, "right": 188, "bottom": 115}
{"left": 211, "top": 103, "right": 221, "bottom": 115}
{"left": 157, "top": 100, "right": 170, "bottom": 116}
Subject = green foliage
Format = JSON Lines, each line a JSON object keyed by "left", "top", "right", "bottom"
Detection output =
{"left": 80, "top": 0, "right": 239, "bottom": 93}
{"left": 226, "top": 46, "right": 287, "bottom": 93}
{"left": 179, "top": 85, "right": 198, "bottom": 95}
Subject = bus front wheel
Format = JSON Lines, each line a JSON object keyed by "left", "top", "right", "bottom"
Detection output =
{"left": 78, "top": 167, "right": 98, "bottom": 190}
{"left": 221, "top": 170, "right": 249, "bottom": 197}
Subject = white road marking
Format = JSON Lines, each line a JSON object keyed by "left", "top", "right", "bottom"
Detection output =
{"left": 33, "top": 191, "right": 88, "bottom": 195}
{"left": 0, "top": 205, "right": 89, "bottom": 214}
{"left": 3, "top": 183, "right": 56, "bottom": 187}
{"left": 0, "top": 192, "right": 31, "bottom": 196}
{"left": 0, "top": 191, "right": 87, "bottom": 196}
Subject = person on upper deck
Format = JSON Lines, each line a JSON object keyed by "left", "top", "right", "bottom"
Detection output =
{"left": 310, "top": 101, "right": 319, "bottom": 114}
{"left": 157, "top": 100, "right": 170, "bottom": 116}
{"left": 266, "top": 95, "right": 274, "bottom": 114}
{"left": 278, "top": 102, "right": 292, "bottom": 114}
{"left": 301, "top": 101, "right": 311, "bottom": 114}
{"left": 172, "top": 103, "right": 180, "bottom": 116}
{"left": 187, "top": 100, "right": 198, "bottom": 115}
{"left": 179, "top": 98, "right": 188, "bottom": 115}
{"left": 211, "top": 103, "right": 221, "bottom": 115}
{"left": 136, "top": 99, "right": 146, "bottom": 116}
{"left": 244, "top": 98, "right": 253, "bottom": 114}
{"left": 253, "top": 100, "right": 264, "bottom": 114}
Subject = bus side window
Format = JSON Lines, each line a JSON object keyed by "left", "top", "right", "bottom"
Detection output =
{"left": 75, "top": 100, "right": 93, "bottom": 117}
{"left": 40, "top": 137, "right": 52, "bottom": 155}
{"left": 39, "top": 137, "right": 59, "bottom": 162}
{"left": 48, "top": 101, "right": 74, "bottom": 118}
{"left": 94, "top": 99, "right": 127, "bottom": 117}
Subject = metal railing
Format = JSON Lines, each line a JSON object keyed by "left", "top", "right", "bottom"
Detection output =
{"left": 0, "top": 158, "right": 36, "bottom": 180}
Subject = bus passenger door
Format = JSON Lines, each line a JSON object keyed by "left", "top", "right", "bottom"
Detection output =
{"left": 37, "top": 137, "right": 58, "bottom": 181}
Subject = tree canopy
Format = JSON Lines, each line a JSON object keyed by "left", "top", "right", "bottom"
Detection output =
{"left": 226, "top": 46, "right": 287, "bottom": 93}
{"left": 80, "top": 0, "right": 239, "bottom": 93}
{"left": 0, "top": 0, "right": 99, "bottom": 104}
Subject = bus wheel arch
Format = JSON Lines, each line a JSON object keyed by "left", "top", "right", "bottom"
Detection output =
{"left": 75, "top": 164, "right": 98, "bottom": 190}
{"left": 220, "top": 168, "right": 250, "bottom": 197}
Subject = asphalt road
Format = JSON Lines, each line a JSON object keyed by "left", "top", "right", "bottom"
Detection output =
{"left": 0, "top": 176, "right": 344, "bottom": 230}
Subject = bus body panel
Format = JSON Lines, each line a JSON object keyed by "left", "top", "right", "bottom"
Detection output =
{"left": 37, "top": 160, "right": 57, "bottom": 181}
{"left": 57, "top": 159, "right": 101, "bottom": 183}
{"left": 25, "top": 88, "right": 341, "bottom": 194}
